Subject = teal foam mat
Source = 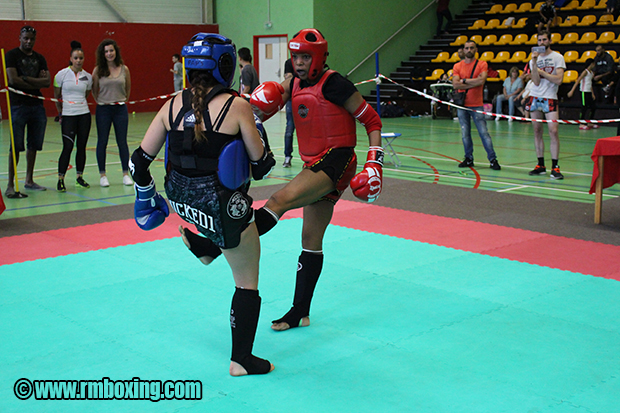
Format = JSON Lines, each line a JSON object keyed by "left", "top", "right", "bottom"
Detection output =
{"left": 1, "top": 219, "right": 619, "bottom": 412}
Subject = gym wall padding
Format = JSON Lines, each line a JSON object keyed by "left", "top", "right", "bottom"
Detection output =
{"left": 0, "top": 20, "right": 217, "bottom": 117}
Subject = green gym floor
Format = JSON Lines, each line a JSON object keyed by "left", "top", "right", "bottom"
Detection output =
{"left": 1, "top": 112, "right": 619, "bottom": 219}
{"left": 2, "top": 111, "right": 620, "bottom": 412}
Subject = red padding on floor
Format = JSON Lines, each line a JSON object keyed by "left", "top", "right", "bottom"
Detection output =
{"left": 1, "top": 200, "right": 619, "bottom": 282}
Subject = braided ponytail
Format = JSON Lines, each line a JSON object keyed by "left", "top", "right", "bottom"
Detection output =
{"left": 189, "top": 70, "right": 219, "bottom": 142}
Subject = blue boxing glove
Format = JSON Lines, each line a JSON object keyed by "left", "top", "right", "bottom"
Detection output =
{"left": 134, "top": 179, "right": 169, "bottom": 230}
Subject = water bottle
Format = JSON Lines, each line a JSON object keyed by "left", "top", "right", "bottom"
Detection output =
{"left": 483, "top": 85, "right": 489, "bottom": 102}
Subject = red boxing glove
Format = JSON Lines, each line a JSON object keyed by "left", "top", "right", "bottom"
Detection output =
{"left": 250, "top": 81, "right": 285, "bottom": 121}
{"left": 350, "top": 146, "right": 384, "bottom": 203}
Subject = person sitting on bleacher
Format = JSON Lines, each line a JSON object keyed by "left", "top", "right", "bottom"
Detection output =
{"left": 495, "top": 67, "right": 524, "bottom": 121}
{"left": 537, "top": 0, "right": 557, "bottom": 35}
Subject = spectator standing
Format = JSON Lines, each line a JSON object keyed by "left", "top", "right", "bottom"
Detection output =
{"left": 436, "top": 0, "right": 453, "bottom": 36}
{"left": 283, "top": 58, "right": 295, "bottom": 168}
{"left": 567, "top": 58, "right": 596, "bottom": 130}
{"left": 525, "top": 31, "right": 566, "bottom": 179}
{"left": 537, "top": 0, "right": 557, "bottom": 34}
{"left": 452, "top": 41, "right": 501, "bottom": 170}
{"left": 4, "top": 25, "right": 51, "bottom": 197}
{"left": 171, "top": 54, "right": 183, "bottom": 92}
{"left": 238, "top": 47, "right": 259, "bottom": 95}
{"left": 54, "top": 41, "right": 93, "bottom": 192}
{"left": 92, "top": 39, "right": 133, "bottom": 187}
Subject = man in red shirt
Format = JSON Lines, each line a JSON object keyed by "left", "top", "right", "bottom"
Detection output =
{"left": 452, "top": 40, "right": 500, "bottom": 170}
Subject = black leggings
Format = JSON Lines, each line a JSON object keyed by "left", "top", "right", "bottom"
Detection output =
{"left": 58, "top": 113, "right": 92, "bottom": 176}
{"left": 580, "top": 91, "right": 596, "bottom": 121}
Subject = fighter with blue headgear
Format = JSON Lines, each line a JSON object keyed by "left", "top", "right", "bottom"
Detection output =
{"left": 128, "top": 33, "right": 275, "bottom": 376}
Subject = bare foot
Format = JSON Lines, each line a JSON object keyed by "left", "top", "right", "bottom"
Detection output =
{"left": 178, "top": 226, "right": 214, "bottom": 265}
{"left": 271, "top": 317, "right": 310, "bottom": 331}
{"left": 229, "top": 361, "right": 275, "bottom": 376}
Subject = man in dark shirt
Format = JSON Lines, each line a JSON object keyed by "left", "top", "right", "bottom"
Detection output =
{"left": 5, "top": 26, "right": 51, "bottom": 197}
{"left": 593, "top": 45, "right": 616, "bottom": 102}
{"left": 238, "top": 47, "right": 259, "bottom": 95}
{"left": 283, "top": 58, "right": 295, "bottom": 167}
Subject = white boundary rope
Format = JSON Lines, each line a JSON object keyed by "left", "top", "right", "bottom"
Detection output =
{"left": 354, "top": 74, "right": 620, "bottom": 125}
{"left": 0, "top": 86, "right": 181, "bottom": 106}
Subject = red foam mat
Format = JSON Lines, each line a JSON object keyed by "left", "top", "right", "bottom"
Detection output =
{"left": 1, "top": 201, "right": 619, "bottom": 281}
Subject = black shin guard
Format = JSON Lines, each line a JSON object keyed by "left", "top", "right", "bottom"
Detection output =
{"left": 254, "top": 207, "right": 279, "bottom": 236}
{"left": 272, "top": 251, "right": 324, "bottom": 328}
{"left": 230, "top": 288, "right": 271, "bottom": 375}
{"left": 182, "top": 228, "right": 222, "bottom": 260}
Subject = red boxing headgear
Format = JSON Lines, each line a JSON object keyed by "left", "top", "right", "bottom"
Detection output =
{"left": 288, "top": 29, "right": 328, "bottom": 81}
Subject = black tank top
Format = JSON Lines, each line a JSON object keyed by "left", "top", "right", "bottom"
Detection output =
{"left": 167, "top": 86, "right": 242, "bottom": 177}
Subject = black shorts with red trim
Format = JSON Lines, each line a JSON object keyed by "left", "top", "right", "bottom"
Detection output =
{"left": 304, "top": 147, "right": 357, "bottom": 203}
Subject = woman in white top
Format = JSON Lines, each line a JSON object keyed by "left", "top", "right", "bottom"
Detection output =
{"left": 54, "top": 41, "right": 93, "bottom": 192}
{"left": 567, "top": 58, "right": 596, "bottom": 130}
{"left": 92, "top": 39, "right": 132, "bottom": 187}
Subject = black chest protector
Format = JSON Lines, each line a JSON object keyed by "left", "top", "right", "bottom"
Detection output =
{"left": 166, "top": 86, "right": 247, "bottom": 183}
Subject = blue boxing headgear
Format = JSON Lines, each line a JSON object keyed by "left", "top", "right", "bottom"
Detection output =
{"left": 182, "top": 33, "right": 237, "bottom": 88}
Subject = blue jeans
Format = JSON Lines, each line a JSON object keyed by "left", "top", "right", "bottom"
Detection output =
{"left": 11, "top": 105, "right": 47, "bottom": 152}
{"left": 457, "top": 107, "right": 497, "bottom": 161}
{"left": 96, "top": 105, "right": 129, "bottom": 174}
{"left": 495, "top": 94, "right": 518, "bottom": 116}
{"left": 284, "top": 100, "right": 295, "bottom": 158}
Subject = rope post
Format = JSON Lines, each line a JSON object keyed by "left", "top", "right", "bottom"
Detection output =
{"left": 1, "top": 48, "right": 27, "bottom": 199}
{"left": 182, "top": 57, "right": 186, "bottom": 89}
{"left": 375, "top": 52, "right": 381, "bottom": 118}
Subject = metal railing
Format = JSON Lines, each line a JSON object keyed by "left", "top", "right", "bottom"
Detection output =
{"left": 346, "top": 0, "right": 436, "bottom": 78}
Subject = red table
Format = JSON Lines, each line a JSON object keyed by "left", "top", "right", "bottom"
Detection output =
{"left": 589, "top": 136, "right": 620, "bottom": 224}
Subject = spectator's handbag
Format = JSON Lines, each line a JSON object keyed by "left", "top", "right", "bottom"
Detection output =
{"left": 452, "top": 60, "right": 478, "bottom": 106}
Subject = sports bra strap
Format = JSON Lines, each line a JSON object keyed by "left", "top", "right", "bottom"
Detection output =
{"left": 213, "top": 95, "right": 236, "bottom": 132}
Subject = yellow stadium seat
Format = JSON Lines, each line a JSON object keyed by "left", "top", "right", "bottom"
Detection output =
{"left": 563, "top": 50, "right": 579, "bottom": 63}
{"left": 577, "top": 0, "right": 596, "bottom": 9}
{"left": 507, "top": 51, "right": 527, "bottom": 63}
{"left": 560, "top": 0, "right": 579, "bottom": 10}
{"left": 470, "top": 35, "right": 482, "bottom": 44}
{"left": 531, "top": 2, "right": 544, "bottom": 12}
{"left": 486, "top": 4, "right": 503, "bottom": 14}
{"left": 431, "top": 52, "right": 450, "bottom": 63}
{"left": 525, "top": 34, "right": 538, "bottom": 45}
{"left": 487, "top": 69, "right": 507, "bottom": 83}
{"left": 576, "top": 50, "right": 596, "bottom": 62}
{"left": 551, "top": 33, "right": 561, "bottom": 43}
{"left": 576, "top": 32, "right": 597, "bottom": 44}
{"left": 501, "top": 18, "right": 515, "bottom": 27}
{"left": 497, "top": 34, "right": 514, "bottom": 45}
{"left": 447, "top": 51, "right": 461, "bottom": 62}
{"left": 426, "top": 68, "right": 445, "bottom": 81}
{"left": 615, "top": 16, "right": 620, "bottom": 25}
{"left": 576, "top": 15, "right": 597, "bottom": 26}
{"left": 468, "top": 19, "right": 486, "bottom": 30}
{"left": 559, "top": 15, "right": 579, "bottom": 26}
{"left": 479, "top": 51, "right": 495, "bottom": 62}
{"left": 517, "top": 2, "right": 532, "bottom": 12}
{"left": 480, "top": 34, "right": 498, "bottom": 46}
{"left": 563, "top": 70, "right": 578, "bottom": 83}
{"left": 595, "top": 31, "right": 616, "bottom": 43}
{"left": 450, "top": 35, "right": 468, "bottom": 46}
{"left": 558, "top": 32, "right": 578, "bottom": 44}
{"left": 513, "top": 17, "right": 529, "bottom": 29}
{"left": 482, "top": 19, "right": 500, "bottom": 29}
{"left": 613, "top": 36, "right": 620, "bottom": 43}
{"left": 597, "top": 14, "right": 615, "bottom": 25}
{"left": 447, "top": 69, "right": 453, "bottom": 78}
{"left": 594, "top": 0, "right": 607, "bottom": 8}
{"left": 491, "top": 51, "right": 510, "bottom": 63}
{"left": 509, "top": 33, "right": 529, "bottom": 45}
{"left": 607, "top": 50, "right": 617, "bottom": 60}
{"left": 500, "top": 3, "right": 518, "bottom": 13}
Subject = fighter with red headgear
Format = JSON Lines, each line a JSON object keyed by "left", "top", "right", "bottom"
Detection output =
{"left": 181, "top": 28, "right": 384, "bottom": 331}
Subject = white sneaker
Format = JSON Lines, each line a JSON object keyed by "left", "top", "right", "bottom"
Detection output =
{"left": 123, "top": 175, "right": 133, "bottom": 186}
{"left": 495, "top": 117, "right": 500, "bottom": 122}
{"left": 508, "top": 118, "right": 513, "bottom": 122}
{"left": 100, "top": 176, "right": 110, "bottom": 187}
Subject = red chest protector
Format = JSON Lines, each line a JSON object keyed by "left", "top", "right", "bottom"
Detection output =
{"left": 292, "top": 70, "right": 357, "bottom": 163}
